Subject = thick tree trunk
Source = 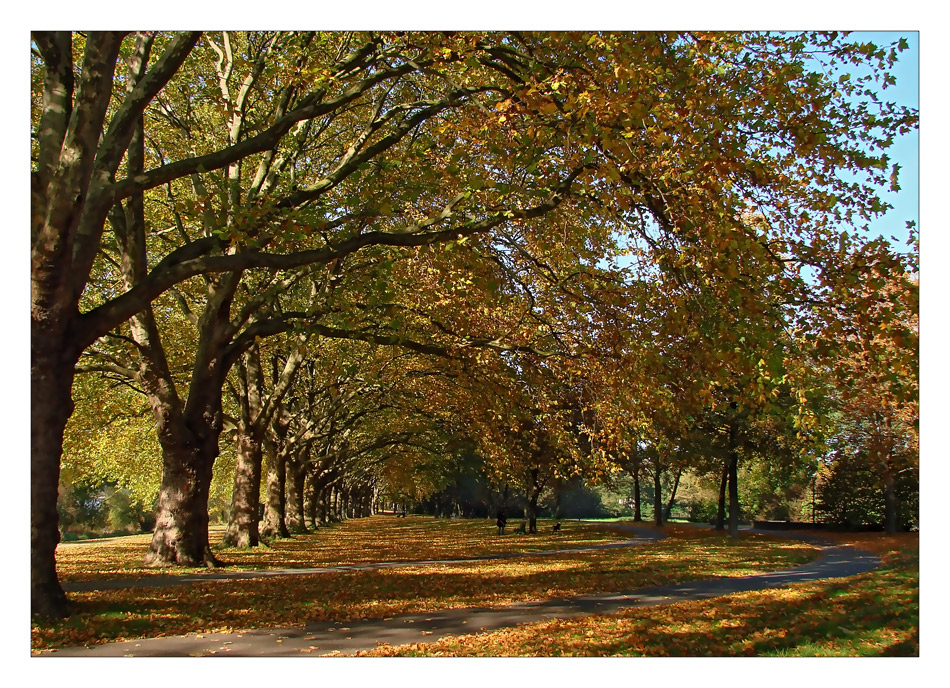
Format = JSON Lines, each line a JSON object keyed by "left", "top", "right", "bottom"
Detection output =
{"left": 144, "top": 435, "right": 220, "bottom": 567}
{"left": 30, "top": 343, "right": 75, "bottom": 618}
{"left": 286, "top": 463, "right": 308, "bottom": 533}
{"left": 332, "top": 487, "right": 342, "bottom": 521}
{"left": 316, "top": 485, "right": 329, "bottom": 524}
{"left": 715, "top": 461, "right": 728, "bottom": 531}
{"left": 222, "top": 430, "right": 263, "bottom": 548}
{"left": 653, "top": 464, "right": 663, "bottom": 527}
{"left": 304, "top": 470, "right": 318, "bottom": 530}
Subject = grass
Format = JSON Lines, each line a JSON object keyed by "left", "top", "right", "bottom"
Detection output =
{"left": 355, "top": 531, "right": 919, "bottom": 657}
{"left": 32, "top": 517, "right": 819, "bottom": 653}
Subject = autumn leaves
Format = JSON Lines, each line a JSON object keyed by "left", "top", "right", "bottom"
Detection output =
{"left": 31, "top": 32, "right": 917, "bottom": 621}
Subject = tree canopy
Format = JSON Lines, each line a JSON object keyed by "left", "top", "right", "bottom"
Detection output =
{"left": 31, "top": 30, "right": 917, "bottom": 619}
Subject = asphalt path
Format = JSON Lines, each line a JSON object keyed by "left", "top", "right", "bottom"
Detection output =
{"left": 43, "top": 524, "right": 880, "bottom": 657}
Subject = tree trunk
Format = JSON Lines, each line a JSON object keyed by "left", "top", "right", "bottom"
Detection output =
{"left": 286, "top": 461, "right": 308, "bottom": 533}
{"left": 260, "top": 439, "right": 290, "bottom": 539}
{"left": 632, "top": 459, "right": 642, "bottom": 522}
{"left": 715, "top": 461, "right": 728, "bottom": 531}
{"left": 317, "top": 485, "right": 330, "bottom": 525}
{"left": 330, "top": 486, "right": 340, "bottom": 522}
{"left": 304, "top": 469, "right": 318, "bottom": 530}
{"left": 727, "top": 448, "right": 740, "bottom": 539}
{"left": 552, "top": 479, "right": 563, "bottom": 520}
{"left": 664, "top": 467, "right": 683, "bottom": 521}
{"left": 527, "top": 467, "right": 542, "bottom": 533}
{"left": 222, "top": 430, "right": 263, "bottom": 548}
{"left": 144, "top": 434, "right": 220, "bottom": 567}
{"left": 883, "top": 468, "right": 898, "bottom": 534}
{"left": 526, "top": 492, "right": 539, "bottom": 534}
{"left": 30, "top": 343, "right": 75, "bottom": 618}
{"left": 653, "top": 463, "right": 663, "bottom": 527}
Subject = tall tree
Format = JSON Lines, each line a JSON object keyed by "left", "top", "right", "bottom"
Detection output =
{"left": 33, "top": 31, "right": 915, "bottom": 618}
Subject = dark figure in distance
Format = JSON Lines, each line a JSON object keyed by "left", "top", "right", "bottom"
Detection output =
{"left": 553, "top": 522, "right": 561, "bottom": 533}
{"left": 497, "top": 510, "right": 507, "bottom": 535}
{"left": 516, "top": 521, "right": 527, "bottom": 534}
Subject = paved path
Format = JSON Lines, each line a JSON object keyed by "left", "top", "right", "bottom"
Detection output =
{"left": 44, "top": 525, "right": 879, "bottom": 657}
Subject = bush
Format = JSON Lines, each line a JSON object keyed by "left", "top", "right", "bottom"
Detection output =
{"left": 58, "top": 480, "right": 154, "bottom": 536}
{"left": 684, "top": 499, "right": 717, "bottom": 523}
{"left": 817, "top": 454, "right": 918, "bottom": 530}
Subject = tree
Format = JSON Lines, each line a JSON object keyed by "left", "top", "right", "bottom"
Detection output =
{"left": 33, "top": 31, "right": 915, "bottom": 618}
{"left": 815, "top": 241, "right": 918, "bottom": 532}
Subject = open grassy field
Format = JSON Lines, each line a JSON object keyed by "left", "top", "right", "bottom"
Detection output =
{"left": 33, "top": 517, "right": 821, "bottom": 652}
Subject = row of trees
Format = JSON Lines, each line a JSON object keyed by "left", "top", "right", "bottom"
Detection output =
{"left": 33, "top": 31, "right": 917, "bottom": 619}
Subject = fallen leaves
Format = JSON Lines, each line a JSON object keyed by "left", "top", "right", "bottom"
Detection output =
{"left": 54, "top": 516, "right": 620, "bottom": 582}
{"left": 33, "top": 518, "right": 825, "bottom": 653}
{"left": 355, "top": 536, "right": 919, "bottom": 657}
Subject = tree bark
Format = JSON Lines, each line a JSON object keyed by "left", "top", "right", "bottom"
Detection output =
{"left": 30, "top": 342, "right": 75, "bottom": 618}
{"left": 526, "top": 467, "right": 543, "bottom": 533}
{"left": 304, "top": 469, "right": 318, "bottom": 530}
{"left": 143, "top": 429, "right": 220, "bottom": 567}
{"left": 664, "top": 467, "right": 683, "bottom": 521}
{"left": 653, "top": 463, "right": 663, "bottom": 527}
{"left": 632, "top": 459, "right": 642, "bottom": 522}
{"left": 286, "top": 457, "right": 308, "bottom": 533}
{"left": 883, "top": 468, "right": 898, "bottom": 534}
{"left": 221, "top": 429, "right": 264, "bottom": 548}
{"left": 727, "top": 447, "right": 740, "bottom": 539}
{"left": 30, "top": 31, "right": 127, "bottom": 619}
{"left": 260, "top": 437, "right": 290, "bottom": 539}
{"left": 715, "top": 461, "right": 728, "bottom": 531}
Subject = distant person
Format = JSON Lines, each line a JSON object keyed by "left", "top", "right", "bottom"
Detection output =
{"left": 496, "top": 510, "right": 507, "bottom": 535}
{"left": 516, "top": 521, "right": 527, "bottom": 534}
{"left": 553, "top": 522, "right": 561, "bottom": 533}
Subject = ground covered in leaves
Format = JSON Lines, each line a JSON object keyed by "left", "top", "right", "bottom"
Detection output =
{"left": 357, "top": 532, "right": 919, "bottom": 657}
{"left": 54, "top": 516, "right": 624, "bottom": 582}
{"left": 33, "top": 518, "right": 817, "bottom": 652}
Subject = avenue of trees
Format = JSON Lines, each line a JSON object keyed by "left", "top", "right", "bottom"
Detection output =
{"left": 32, "top": 31, "right": 917, "bottom": 619}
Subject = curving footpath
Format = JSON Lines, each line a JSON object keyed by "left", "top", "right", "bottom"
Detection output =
{"left": 43, "top": 525, "right": 879, "bottom": 657}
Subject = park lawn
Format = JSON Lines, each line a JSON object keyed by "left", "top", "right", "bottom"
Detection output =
{"left": 32, "top": 523, "right": 817, "bottom": 652}
{"left": 54, "top": 515, "right": 619, "bottom": 582}
{"left": 356, "top": 531, "right": 919, "bottom": 657}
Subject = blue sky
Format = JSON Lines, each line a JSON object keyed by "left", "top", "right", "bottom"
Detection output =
{"left": 845, "top": 31, "right": 919, "bottom": 249}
